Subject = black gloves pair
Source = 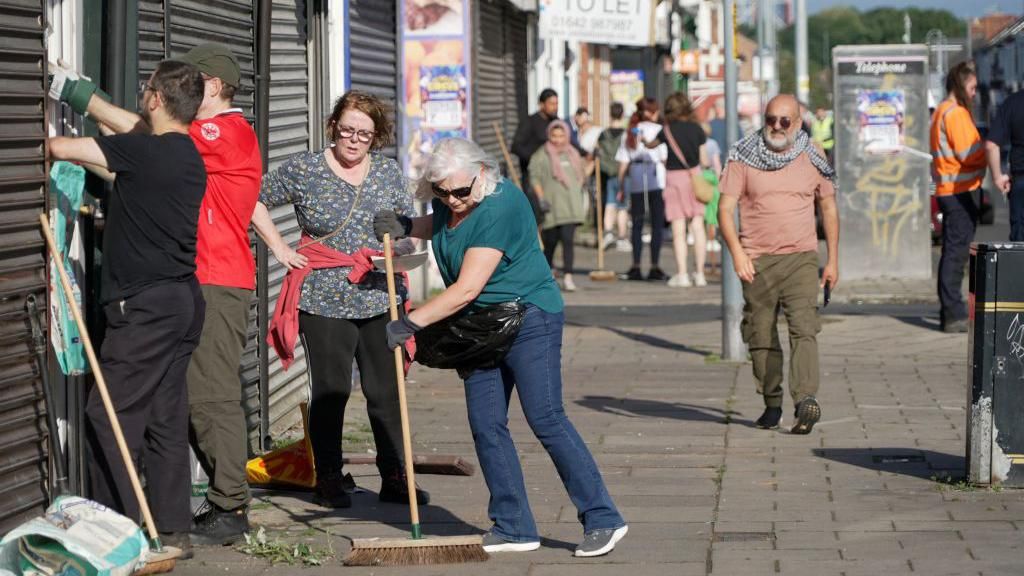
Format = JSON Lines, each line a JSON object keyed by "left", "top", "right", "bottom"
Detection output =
{"left": 373, "top": 210, "right": 413, "bottom": 242}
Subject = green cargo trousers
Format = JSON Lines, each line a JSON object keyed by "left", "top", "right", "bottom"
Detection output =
{"left": 187, "top": 285, "right": 252, "bottom": 512}
{"left": 740, "top": 251, "right": 821, "bottom": 408}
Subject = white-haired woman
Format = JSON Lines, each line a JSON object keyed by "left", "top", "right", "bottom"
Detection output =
{"left": 373, "top": 138, "right": 627, "bottom": 558}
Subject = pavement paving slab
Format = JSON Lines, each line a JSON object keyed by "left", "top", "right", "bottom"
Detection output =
{"left": 171, "top": 243, "right": 1023, "bottom": 575}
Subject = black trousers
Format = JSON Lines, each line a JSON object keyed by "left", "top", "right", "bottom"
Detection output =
{"left": 298, "top": 311, "right": 404, "bottom": 477}
{"left": 87, "top": 278, "right": 204, "bottom": 533}
{"left": 542, "top": 223, "right": 578, "bottom": 273}
{"left": 629, "top": 190, "right": 665, "bottom": 267}
{"left": 937, "top": 191, "right": 978, "bottom": 325}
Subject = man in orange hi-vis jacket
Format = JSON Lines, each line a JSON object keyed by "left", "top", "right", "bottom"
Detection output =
{"left": 930, "top": 61, "right": 986, "bottom": 334}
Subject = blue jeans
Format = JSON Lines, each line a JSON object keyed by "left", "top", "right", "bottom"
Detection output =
{"left": 463, "top": 306, "right": 624, "bottom": 541}
{"left": 1011, "top": 177, "right": 1024, "bottom": 241}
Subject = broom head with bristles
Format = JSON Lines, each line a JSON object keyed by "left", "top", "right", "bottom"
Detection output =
{"left": 130, "top": 546, "right": 181, "bottom": 576}
{"left": 343, "top": 535, "right": 488, "bottom": 566}
{"left": 589, "top": 269, "right": 617, "bottom": 282}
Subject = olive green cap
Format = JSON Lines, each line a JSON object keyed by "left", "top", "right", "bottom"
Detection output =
{"left": 177, "top": 43, "right": 241, "bottom": 88}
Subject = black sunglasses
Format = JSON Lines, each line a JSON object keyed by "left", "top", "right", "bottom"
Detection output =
{"left": 765, "top": 115, "right": 793, "bottom": 129}
{"left": 432, "top": 177, "right": 476, "bottom": 199}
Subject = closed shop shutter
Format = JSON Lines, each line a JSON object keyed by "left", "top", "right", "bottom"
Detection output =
{"left": 348, "top": 0, "right": 398, "bottom": 158}
{"left": 473, "top": 0, "right": 528, "bottom": 178}
{"left": 138, "top": 0, "right": 167, "bottom": 78}
{"left": 260, "top": 0, "right": 311, "bottom": 437}
{"left": 0, "top": 0, "right": 50, "bottom": 534}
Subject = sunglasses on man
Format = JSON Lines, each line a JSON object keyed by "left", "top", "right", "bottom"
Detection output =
{"left": 764, "top": 115, "right": 793, "bottom": 130}
{"left": 432, "top": 177, "right": 476, "bottom": 199}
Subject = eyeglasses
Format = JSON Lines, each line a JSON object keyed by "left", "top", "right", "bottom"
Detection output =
{"left": 337, "top": 125, "right": 376, "bottom": 144}
{"left": 432, "top": 177, "right": 476, "bottom": 200}
{"left": 764, "top": 115, "right": 793, "bottom": 130}
{"left": 137, "top": 80, "right": 156, "bottom": 98}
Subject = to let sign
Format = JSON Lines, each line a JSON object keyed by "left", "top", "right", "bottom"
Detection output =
{"left": 538, "top": 0, "right": 653, "bottom": 47}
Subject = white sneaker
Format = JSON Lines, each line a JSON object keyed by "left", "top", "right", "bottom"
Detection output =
{"left": 693, "top": 273, "right": 707, "bottom": 287}
{"left": 562, "top": 274, "right": 577, "bottom": 292}
{"left": 641, "top": 232, "right": 652, "bottom": 244}
{"left": 482, "top": 531, "right": 541, "bottom": 553}
{"left": 574, "top": 525, "right": 628, "bottom": 558}
{"left": 667, "top": 273, "right": 692, "bottom": 287}
{"left": 686, "top": 233, "right": 695, "bottom": 246}
{"left": 709, "top": 239, "right": 721, "bottom": 252}
{"left": 602, "top": 232, "right": 616, "bottom": 250}
{"left": 615, "top": 239, "right": 632, "bottom": 252}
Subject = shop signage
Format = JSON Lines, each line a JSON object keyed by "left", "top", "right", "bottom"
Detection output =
{"left": 538, "top": 0, "right": 653, "bottom": 47}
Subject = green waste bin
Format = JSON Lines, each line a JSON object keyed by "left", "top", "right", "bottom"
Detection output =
{"left": 967, "top": 242, "right": 1024, "bottom": 486}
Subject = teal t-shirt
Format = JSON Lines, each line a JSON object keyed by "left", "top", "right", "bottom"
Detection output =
{"left": 431, "top": 179, "right": 563, "bottom": 313}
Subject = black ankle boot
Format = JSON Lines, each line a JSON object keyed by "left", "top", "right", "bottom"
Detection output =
{"left": 755, "top": 406, "right": 783, "bottom": 429}
{"left": 378, "top": 469, "right": 430, "bottom": 505}
{"left": 313, "top": 470, "right": 353, "bottom": 508}
{"left": 190, "top": 501, "right": 250, "bottom": 546}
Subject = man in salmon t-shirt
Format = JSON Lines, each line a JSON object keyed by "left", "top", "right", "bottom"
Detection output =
{"left": 52, "top": 43, "right": 262, "bottom": 546}
{"left": 718, "top": 94, "right": 840, "bottom": 436}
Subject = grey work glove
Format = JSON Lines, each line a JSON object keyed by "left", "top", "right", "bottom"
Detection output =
{"left": 386, "top": 316, "right": 422, "bottom": 350}
{"left": 373, "top": 210, "right": 413, "bottom": 242}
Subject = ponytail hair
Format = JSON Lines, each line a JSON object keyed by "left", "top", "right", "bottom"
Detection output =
{"left": 626, "top": 97, "right": 659, "bottom": 149}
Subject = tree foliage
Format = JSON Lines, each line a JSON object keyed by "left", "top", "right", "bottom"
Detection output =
{"left": 769, "top": 6, "right": 966, "bottom": 108}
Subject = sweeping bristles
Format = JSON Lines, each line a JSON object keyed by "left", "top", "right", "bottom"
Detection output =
{"left": 343, "top": 536, "right": 488, "bottom": 566}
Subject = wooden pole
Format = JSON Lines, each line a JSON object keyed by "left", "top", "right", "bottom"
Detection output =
{"left": 492, "top": 121, "right": 522, "bottom": 190}
{"left": 39, "top": 214, "right": 164, "bottom": 547}
{"left": 595, "top": 158, "right": 605, "bottom": 271}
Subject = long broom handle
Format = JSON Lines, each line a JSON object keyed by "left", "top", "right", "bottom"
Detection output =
{"left": 492, "top": 121, "right": 522, "bottom": 191}
{"left": 39, "top": 214, "right": 162, "bottom": 546}
{"left": 595, "top": 158, "right": 605, "bottom": 271}
{"left": 383, "top": 234, "right": 422, "bottom": 539}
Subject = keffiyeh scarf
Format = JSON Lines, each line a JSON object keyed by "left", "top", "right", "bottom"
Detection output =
{"left": 726, "top": 129, "right": 836, "bottom": 189}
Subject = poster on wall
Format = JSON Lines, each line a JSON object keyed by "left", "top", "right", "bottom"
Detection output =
{"left": 400, "top": 0, "right": 471, "bottom": 181}
{"left": 857, "top": 89, "right": 905, "bottom": 152}
{"left": 609, "top": 70, "right": 645, "bottom": 119}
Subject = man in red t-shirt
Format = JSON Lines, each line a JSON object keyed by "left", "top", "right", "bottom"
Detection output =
{"left": 51, "top": 43, "right": 262, "bottom": 547}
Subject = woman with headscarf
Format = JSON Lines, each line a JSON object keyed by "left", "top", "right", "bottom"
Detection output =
{"left": 528, "top": 120, "right": 591, "bottom": 292}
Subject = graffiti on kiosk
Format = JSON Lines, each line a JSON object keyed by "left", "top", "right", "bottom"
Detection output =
{"left": 842, "top": 75, "right": 923, "bottom": 258}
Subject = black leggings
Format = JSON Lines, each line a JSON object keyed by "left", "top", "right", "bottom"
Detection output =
{"left": 298, "top": 311, "right": 403, "bottom": 477}
{"left": 629, "top": 191, "right": 665, "bottom": 266}
{"left": 542, "top": 223, "right": 577, "bottom": 273}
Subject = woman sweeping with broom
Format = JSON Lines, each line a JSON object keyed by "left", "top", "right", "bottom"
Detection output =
{"left": 373, "top": 138, "right": 628, "bottom": 557}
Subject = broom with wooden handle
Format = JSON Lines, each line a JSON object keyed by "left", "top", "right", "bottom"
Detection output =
{"left": 589, "top": 158, "right": 616, "bottom": 281}
{"left": 39, "top": 214, "right": 180, "bottom": 575}
{"left": 343, "top": 233, "right": 488, "bottom": 566}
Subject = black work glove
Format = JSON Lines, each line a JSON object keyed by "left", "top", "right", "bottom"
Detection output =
{"left": 373, "top": 210, "right": 413, "bottom": 242}
{"left": 386, "top": 316, "right": 422, "bottom": 350}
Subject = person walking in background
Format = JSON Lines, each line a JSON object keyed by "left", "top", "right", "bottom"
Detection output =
{"left": 374, "top": 137, "right": 627, "bottom": 557}
{"left": 252, "top": 90, "right": 428, "bottom": 510}
{"left": 811, "top": 106, "right": 835, "bottom": 165}
{"left": 596, "top": 102, "right": 630, "bottom": 252}
{"left": 718, "top": 94, "right": 839, "bottom": 435}
{"left": 616, "top": 97, "right": 668, "bottom": 281}
{"left": 642, "top": 92, "right": 708, "bottom": 288}
{"left": 530, "top": 120, "right": 590, "bottom": 292}
{"left": 572, "top": 106, "right": 604, "bottom": 157}
{"left": 512, "top": 88, "right": 559, "bottom": 225}
{"left": 985, "top": 88, "right": 1024, "bottom": 241}
{"left": 702, "top": 122, "right": 724, "bottom": 260}
{"left": 930, "top": 61, "right": 986, "bottom": 334}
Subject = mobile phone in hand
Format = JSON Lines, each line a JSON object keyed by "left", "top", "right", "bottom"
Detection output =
{"left": 823, "top": 281, "right": 831, "bottom": 307}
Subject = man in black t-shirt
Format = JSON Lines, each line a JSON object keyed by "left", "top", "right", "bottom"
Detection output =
{"left": 986, "top": 91, "right": 1024, "bottom": 241}
{"left": 512, "top": 88, "right": 559, "bottom": 224}
{"left": 48, "top": 60, "right": 206, "bottom": 554}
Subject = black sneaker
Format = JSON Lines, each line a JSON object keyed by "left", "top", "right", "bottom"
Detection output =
{"left": 574, "top": 525, "right": 628, "bottom": 557}
{"left": 378, "top": 469, "right": 431, "bottom": 505}
{"left": 313, "top": 470, "right": 353, "bottom": 508}
{"left": 481, "top": 531, "right": 541, "bottom": 553}
{"left": 190, "top": 501, "right": 250, "bottom": 546}
{"left": 623, "top": 267, "right": 644, "bottom": 281}
{"left": 791, "top": 397, "right": 821, "bottom": 435}
{"left": 158, "top": 531, "right": 193, "bottom": 560}
{"left": 755, "top": 407, "right": 783, "bottom": 430}
{"left": 646, "top": 267, "right": 668, "bottom": 281}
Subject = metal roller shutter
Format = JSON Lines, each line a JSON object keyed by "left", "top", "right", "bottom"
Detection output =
{"left": 348, "top": 0, "right": 398, "bottom": 158}
{"left": 167, "top": 0, "right": 257, "bottom": 118}
{"left": 473, "top": 0, "right": 527, "bottom": 178}
{"left": 260, "top": 0, "right": 310, "bottom": 437}
{"left": 137, "top": 0, "right": 167, "bottom": 79}
{"left": 0, "top": 0, "right": 50, "bottom": 534}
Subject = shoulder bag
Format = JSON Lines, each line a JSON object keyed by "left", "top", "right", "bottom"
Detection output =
{"left": 663, "top": 123, "right": 714, "bottom": 204}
